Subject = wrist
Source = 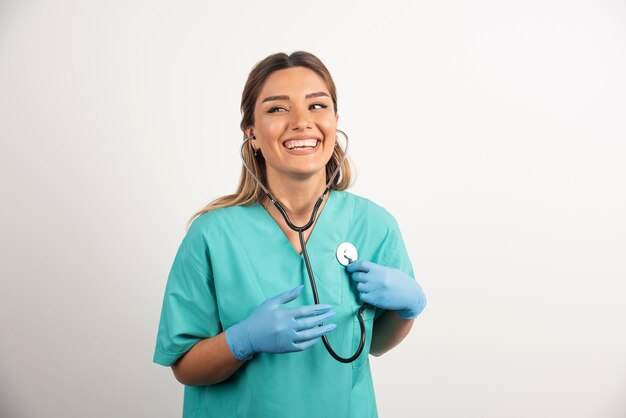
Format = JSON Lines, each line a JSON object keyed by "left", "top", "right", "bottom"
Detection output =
{"left": 225, "top": 322, "right": 254, "bottom": 361}
{"left": 398, "top": 287, "right": 427, "bottom": 319}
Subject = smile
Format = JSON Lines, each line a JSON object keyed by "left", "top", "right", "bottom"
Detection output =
{"left": 283, "top": 138, "right": 320, "bottom": 150}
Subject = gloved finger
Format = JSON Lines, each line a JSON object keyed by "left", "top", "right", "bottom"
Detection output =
{"left": 356, "top": 282, "right": 372, "bottom": 293}
{"left": 286, "top": 304, "right": 333, "bottom": 319}
{"left": 293, "top": 323, "right": 337, "bottom": 343}
{"left": 268, "top": 285, "right": 304, "bottom": 307}
{"left": 292, "top": 336, "right": 321, "bottom": 351}
{"left": 358, "top": 292, "right": 376, "bottom": 305}
{"left": 293, "top": 310, "right": 336, "bottom": 331}
{"left": 346, "top": 260, "right": 373, "bottom": 273}
{"left": 350, "top": 271, "right": 369, "bottom": 283}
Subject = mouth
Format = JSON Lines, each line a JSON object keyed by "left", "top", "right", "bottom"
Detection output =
{"left": 282, "top": 138, "right": 321, "bottom": 150}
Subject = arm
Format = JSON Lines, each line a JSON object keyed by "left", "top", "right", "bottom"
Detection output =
{"left": 370, "top": 310, "right": 415, "bottom": 356}
{"left": 347, "top": 261, "right": 426, "bottom": 356}
{"left": 171, "top": 285, "right": 336, "bottom": 386}
{"left": 171, "top": 332, "right": 244, "bottom": 386}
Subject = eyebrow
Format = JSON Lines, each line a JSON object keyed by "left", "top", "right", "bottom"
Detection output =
{"left": 261, "top": 92, "right": 330, "bottom": 103}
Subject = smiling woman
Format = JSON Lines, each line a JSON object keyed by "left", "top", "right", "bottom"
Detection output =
{"left": 152, "top": 51, "right": 427, "bottom": 418}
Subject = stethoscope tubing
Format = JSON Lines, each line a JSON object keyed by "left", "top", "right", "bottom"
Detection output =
{"left": 240, "top": 129, "right": 367, "bottom": 363}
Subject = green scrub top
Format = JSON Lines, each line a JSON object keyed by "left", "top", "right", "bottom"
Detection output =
{"left": 153, "top": 191, "right": 415, "bottom": 418}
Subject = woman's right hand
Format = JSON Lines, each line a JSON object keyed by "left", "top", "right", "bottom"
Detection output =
{"left": 225, "top": 285, "right": 337, "bottom": 361}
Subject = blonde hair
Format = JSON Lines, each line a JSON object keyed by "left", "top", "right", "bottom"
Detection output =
{"left": 187, "top": 51, "right": 353, "bottom": 230}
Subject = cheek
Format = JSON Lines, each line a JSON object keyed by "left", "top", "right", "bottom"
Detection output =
{"left": 323, "top": 134, "right": 337, "bottom": 158}
{"left": 255, "top": 116, "right": 285, "bottom": 140}
{"left": 318, "top": 115, "right": 338, "bottom": 135}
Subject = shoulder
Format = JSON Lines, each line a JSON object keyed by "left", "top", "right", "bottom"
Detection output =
{"left": 183, "top": 204, "right": 257, "bottom": 246}
{"left": 337, "top": 191, "right": 411, "bottom": 269}
{"left": 334, "top": 190, "right": 399, "bottom": 228}
{"left": 189, "top": 204, "right": 250, "bottom": 228}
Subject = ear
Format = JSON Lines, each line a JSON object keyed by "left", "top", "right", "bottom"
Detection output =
{"left": 244, "top": 127, "right": 255, "bottom": 139}
{"left": 335, "top": 113, "right": 339, "bottom": 125}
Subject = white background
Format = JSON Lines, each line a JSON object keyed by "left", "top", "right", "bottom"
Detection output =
{"left": 1, "top": 1, "right": 625, "bottom": 417}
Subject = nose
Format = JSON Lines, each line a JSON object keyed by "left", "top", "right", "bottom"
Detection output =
{"left": 290, "top": 105, "right": 311, "bottom": 131}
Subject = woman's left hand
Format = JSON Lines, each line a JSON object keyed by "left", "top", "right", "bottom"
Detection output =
{"left": 347, "top": 261, "right": 426, "bottom": 319}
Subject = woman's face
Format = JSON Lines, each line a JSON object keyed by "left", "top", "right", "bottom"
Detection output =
{"left": 247, "top": 66, "right": 338, "bottom": 183}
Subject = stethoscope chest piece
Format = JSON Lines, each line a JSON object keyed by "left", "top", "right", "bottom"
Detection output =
{"left": 336, "top": 242, "right": 358, "bottom": 266}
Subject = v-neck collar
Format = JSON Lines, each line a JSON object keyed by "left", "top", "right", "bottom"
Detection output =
{"left": 254, "top": 190, "right": 335, "bottom": 257}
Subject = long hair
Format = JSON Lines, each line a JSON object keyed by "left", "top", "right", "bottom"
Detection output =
{"left": 187, "top": 51, "right": 353, "bottom": 230}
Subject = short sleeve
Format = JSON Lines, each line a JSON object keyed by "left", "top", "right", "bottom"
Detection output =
{"left": 381, "top": 215, "right": 415, "bottom": 279}
{"left": 152, "top": 219, "right": 220, "bottom": 366}
{"left": 374, "top": 213, "right": 415, "bottom": 321}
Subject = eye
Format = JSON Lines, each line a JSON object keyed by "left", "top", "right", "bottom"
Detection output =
{"left": 268, "top": 106, "right": 287, "bottom": 113}
{"left": 309, "top": 102, "right": 328, "bottom": 110}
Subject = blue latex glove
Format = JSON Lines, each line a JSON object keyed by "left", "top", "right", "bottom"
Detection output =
{"left": 347, "top": 261, "right": 426, "bottom": 319}
{"left": 225, "top": 285, "right": 336, "bottom": 361}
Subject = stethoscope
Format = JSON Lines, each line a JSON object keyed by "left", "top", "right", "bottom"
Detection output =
{"left": 240, "top": 129, "right": 366, "bottom": 363}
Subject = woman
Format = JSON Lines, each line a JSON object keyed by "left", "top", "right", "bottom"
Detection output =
{"left": 153, "top": 51, "right": 427, "bottom": 418}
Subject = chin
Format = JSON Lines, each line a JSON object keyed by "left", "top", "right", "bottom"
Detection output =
{"left": 285, "top": 164, "right": 328, "bottom": 179}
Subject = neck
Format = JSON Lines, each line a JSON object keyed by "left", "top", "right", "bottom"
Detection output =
{"left": 264, "top": 170, "right": 327, "bottom": 218}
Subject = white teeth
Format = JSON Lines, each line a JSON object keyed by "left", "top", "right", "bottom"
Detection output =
{"left": 284, "top": 139, "right": 318, "bottom": 150}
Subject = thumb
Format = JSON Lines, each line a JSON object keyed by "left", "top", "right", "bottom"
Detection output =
{"left": 269, "top": 284, "right": 304, "bottom": 306}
